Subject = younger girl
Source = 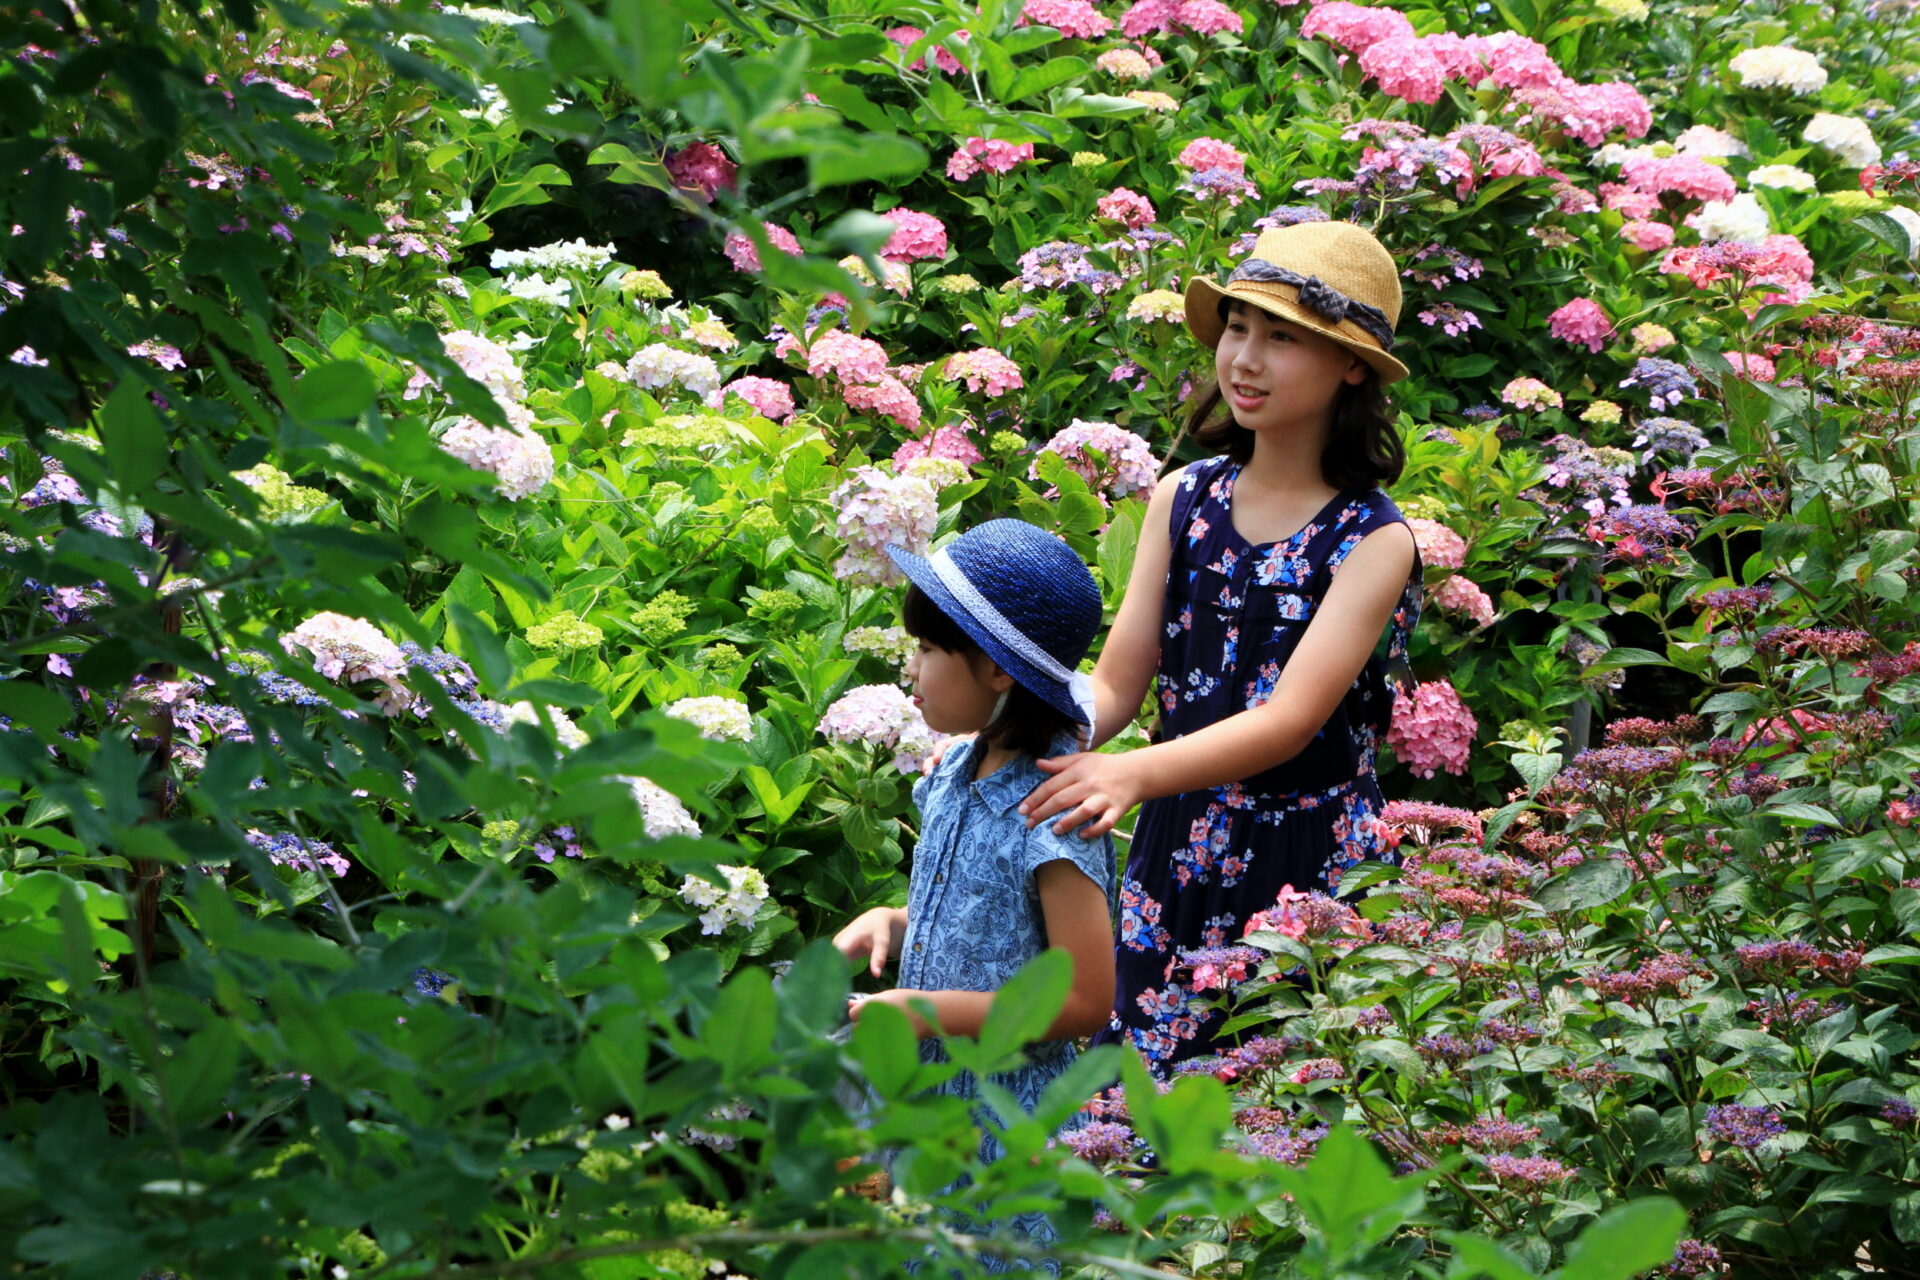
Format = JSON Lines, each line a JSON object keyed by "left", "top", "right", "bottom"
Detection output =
{"left": 833, "top": 519, "right": 1115, "bottom": 1260}
{"left": 1016, "top": 219, "right": 1422, "bottom": 1073}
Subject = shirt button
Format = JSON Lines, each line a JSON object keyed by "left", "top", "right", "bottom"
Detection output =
{"left": 913, "top": 942, "right": 923, "bottom": 952}
{"left": 936, "top": 873, "right": 945, "bottom": 883}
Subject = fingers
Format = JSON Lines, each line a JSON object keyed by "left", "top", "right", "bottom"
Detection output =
{"left": 870, "top": 933, "right": 889, "bottom": 977}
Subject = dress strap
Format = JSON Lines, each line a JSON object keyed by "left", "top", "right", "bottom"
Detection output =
{"left": 1318, "top": 491, "right": 1423, "bottom": 696}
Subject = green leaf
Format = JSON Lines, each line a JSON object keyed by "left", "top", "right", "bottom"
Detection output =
{"left": 288, "top": 360, "right": 376, "bottom": 423}
{"left": 1765, "top": 801, "right": 1842, "bottom": 827}
{"left": 974, "top": 948, "right": 1070, "bottom": 1067}
{"left": 1539, "top": 857, "right": 1631, "bottom": 912}
{"left": 0, "top": 680, "right": 72, "bottom": 738}
{"left": 851, "top": 999, "right": 919, "bottom": 1100}
{"left": 1585, "top": 646, "right": 1670, "bottom": 675}
{"left": 1854, "top": 211, "right": 1914, "bottom": 258}
{"left": 806, "top": 133, "right": 927, "bottom": 188}
{"left": 1555, "top": 1197, "right": 1686, "bottom": 1280}
{"left": 99, "top": 379, "right": 169, "bottom": 494}
{"left": 157, "top": 1022, "right": 243, "bottom": 1126}
{"left": 702, "top": 965, "right": 776, "bottom": 1078}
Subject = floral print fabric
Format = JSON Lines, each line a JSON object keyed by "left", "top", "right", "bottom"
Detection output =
{"left": 1095, "top": 455, "right": 1421, "bottom": 1073}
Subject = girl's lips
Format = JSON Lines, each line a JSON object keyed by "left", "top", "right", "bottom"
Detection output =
{"left": 1227, "top": 384, "right": 1269, "bottom": 411}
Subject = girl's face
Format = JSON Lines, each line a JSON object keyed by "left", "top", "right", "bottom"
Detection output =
{"left": 905, "top": 639, "right": 1013, "bottom": 735}
{"left": 1215, "top": 299, "right": 1368, "bottom": 433}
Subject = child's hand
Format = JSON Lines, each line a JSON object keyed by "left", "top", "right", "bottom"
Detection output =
{"left": 833, "top": 908, "right": 902, "bottom": 978}
{"left": 848, "top": 988, "right": 931, "bottom": 1036}
{"left": 1019, "top": 751, "right": 1143, "bottom": 838}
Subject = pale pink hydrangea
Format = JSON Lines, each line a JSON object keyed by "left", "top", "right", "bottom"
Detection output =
{"left": 818, "top": 683, "right": 939, "bottom": 773}
{"left": 1620, "top": 220, "right": 1675, "bottom": 253}
{"left": 1501, "top": 377, "right": 1564, "bottom": 411}
{"left": 1097, "top": 187, "right": 1157, "bottom": 227}
{"left": 1359, "top": 35, "right": 1446, "bottom": 104}
{"left": 1548, "top": 297, "right": 1614, "bottom": 353}
{"left": 1177, "top": 0, "right": 1244, "bottom": 35}
{"left": 895, "top": 422, "right": 984, "bottom": 467}
{"left": 1599, "top": 182, "right": 1661, "bottom": 219}
{"left": 830, "top": 466, "right": 939, "bottom": 585}
{"left": 843, "top": 374, "right": 923, "bottom": 431}
{"left": 1032, "top": 420, "right": 1159, "bottom": 503}
{"left": 439, "top": 419, "right": 554, "bottom": 500}
{"left": 1118, "top": 0, "right": 1180, "bottom": 37}
{"left": 943, "top": 348, "right": 1025, "bottom": 397}
{"left": 1673, "top": 125, "right": 1748, "bottom": 158}
{"left": 1724, "top": 352, "right": 1777, "bottom": 382}
{"left": 1533, "top": 81, "right": 1652, "bottom": 147}
{"left": 664, "top": 141, "right": 736, "bottom": 203}
{"left": 1095, "top": 47, "right": 1155, "bottom": 79}
{"left": 721, "top": 222, "right": 802, "bottom": 272}
{"left": 1431, "top": 574, "right": 1495, "bottom": 628}
{"left": 625, "top": 343, "right": 722, "bottom": 400}
{"left": 806, "top": 330, "right": 891, "bottom": 384}
{"left": 884, "top": 26, "right": 964, "bottom": 74}
{"left": 1475, "top": 31, "right": 1561, "bottom": 90}
{"left": 1620, "top": 154, "right": 1737, "bottom": 204}
{"left": 881, "top": 208, "right": 949, "bottom": 262}
{"left": 128, "top": 339, "right": 186, "bottom": 370}
{"left": 627, "top": 776, "right": 702, "bottom": 839}
{"left": 1176, "top": 136, "right": 1247, "bottom": 172}
{"left": 663, "top": 696, "right": 753, "bottom": 742}
{"left": 1300, "top": 2, "right": 1415, "bottom": 54}
{"left": 946, "top": 137, "right": 1036, "bottom": 180}
{"left": 1387, "top": 679, "right": 1477, "bottom": 778}
{"left": 1020, "top": 0, "right": 1113, "bottom": 38}
{"left": 1406, "top": 518, "right": 1467, "bottom": 570}
{"left": 282, "top": 612, "right": 406, "bottom": 686}
{"left": 723, "top": 376, "right": 796, "bottom": 422}
{"left": 406, "top": 329, "right": 527, "bottom": 410}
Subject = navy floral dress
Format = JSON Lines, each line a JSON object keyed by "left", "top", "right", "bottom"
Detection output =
{"left": 1095, "top": 455, "right": 1421, "bottom": 1074}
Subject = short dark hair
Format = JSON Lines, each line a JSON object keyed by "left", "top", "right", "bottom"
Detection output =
{"left": 900, "top": 584, "right": 1080, "bottom": 759}
{"left": 1181, "top": 300, "right": 1405, "bottom": 491}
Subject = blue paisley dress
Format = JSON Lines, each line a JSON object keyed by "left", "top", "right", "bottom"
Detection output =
{"left": 1094, "top": 455, "right": 1421, "bottom": 1074}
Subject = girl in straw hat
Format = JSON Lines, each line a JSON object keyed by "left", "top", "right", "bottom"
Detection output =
{"left": 1016, "top": 220, "right": 1423, "bottom": 1073}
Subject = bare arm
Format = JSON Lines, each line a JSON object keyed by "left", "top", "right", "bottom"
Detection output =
{"left": 1019, "top": 522, "right": 1418, "bottom": 836}
{"left": 1084, "top": 464, "right": 1184, "bottom": 748}
{"left": 849, "top": 861, "right": 1115, "bottom": 1041}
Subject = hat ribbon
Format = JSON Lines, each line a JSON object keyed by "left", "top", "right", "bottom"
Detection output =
{"left": 1226, "top": 258, "right": 1396, "bottom": 351}
{"left": 928, "top": 548, "right": 1098, "bottom": 746}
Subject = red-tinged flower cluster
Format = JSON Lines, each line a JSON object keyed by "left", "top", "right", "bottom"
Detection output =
{"left": 1654, "top": 468, "right": 1784, "bottom": 516}
{"left": 1244, "top": 884, "right": 1372, "bottom": 945}
{"left": 1095, "top": 186, "right": 1157, "bottom": 228}
{"left": 664, "top": 141, "right": 737, "bottom": 203}
{"left": 1381, "top": 799, "right": 1485, "bottom": 845}
{"left": 1860, "top": 160, "right": 1920, "bottom": 196}
{"left": 1430, "top": 1117, "right": 1543, "bottom": 1150}
{"left": 1288, "top": 1057, "right": 1347, "bottom": 1084}
{"left": 1387, "top": 679, "right": 1477, "bottom": 778}
{"left": 879, "top": 208, "right": 948, "bottom": 262}
{"left": 722, "top": 221, "right": 802, "bottom": 273}
{"left": 1604, "top": 715, "right": 1707, "bottom": 747}
{"left": 945, "top": 136, "right": 1036, "bottom": 180}
{"left": 884, "top": 25, "right": 963, "bottom": 74}
{"left": 1661, "top": 236, "right": 1815, "bottom": 298}
{"left": 1855, "top": 640, "right": 1920, "bottom": 685}
{"left": 1584, "top": 951, "right": 1710, "bottom": 1006}
{"left": 1735, "top": 940, "right": 1864, "bottom": 983}
{"left": 1547, "top": 296, "right": 1613, "bottom": 352}
{"left": 1619, "top": 153, "right": 1737, "bottom": 203}
{"left": 1586, "top": 503, "right": 1691, "bottom": 564}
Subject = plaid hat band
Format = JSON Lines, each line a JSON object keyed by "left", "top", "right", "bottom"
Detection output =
{"left": 1228, "top": 258, "right": 1397, "bottom": 351}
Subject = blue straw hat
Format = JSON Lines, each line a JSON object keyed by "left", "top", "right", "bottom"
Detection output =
{"left": 886, "top": 519, "right": 1102, "bottom": 737}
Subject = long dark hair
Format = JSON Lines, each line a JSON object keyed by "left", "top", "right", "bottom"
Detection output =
{"left": 900, "top": 584, "right": 1079, "bottom": 759}
{"left": 1168, "top": 304, "right": 1406, "bottom": 492}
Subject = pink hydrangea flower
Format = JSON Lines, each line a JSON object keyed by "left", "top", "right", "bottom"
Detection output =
{"left": 829, "top": 468, "right": 939, "bottom": 587}
{"left": 1475, "top": 31, "right": 1561, "bottom": 90}
{"left": 1548, "top": 297, "right": 1614, "bottom": 354}
{"left": 1360, "top": 34, "right": 1446, "bottom": 104}
{"left": 1620, "top": 220, "right": 1675, "bottom": 253}
{"left": 881, "top": 208, "right": 949, "bottom": 262}
{"left": 1599, "top": 182, "right": 1662, "bottom": 219}
{"left": 1031, "top": 419, "right": 1159, "bottom": 503}
{"left": 1620, "top": 154, "right": 1738, "bottom": 203}
{"left": 722, "top": 222, "right": 802, "bottom": 272}
{"left": 723, "top": 376, "right": 795, "bottom": 422}
{"left": 1555, "top": 81, "right": 1652, "bottom": 146}
{"left": 807, "top": 330, "right": 891, "bottom": 384}
{"left": 1431, "top": 574, "right": 1495, "bottom": 628}
{"left": 1118, "top": 0, "right": 1180, "bottom": 37}
{"left": 664, "top": 141, "right": 737, "bottom": 203}
{"left": 1724, "top": 352, "right": 1777, "bottom": 382}
{"left": 1300, "top": 1, "right": 1415, "bottom": 54}
{"left": 1406, "top": 518, "right": 1467, "bottom": 570}
{"left": 895, "top": 422, "right": 984, "bottom": 467}
{"left": 884, "top": 25, "right": 963, "bottom": 73}
{"left": 1177, "top": 0, "right": 1245, "bottom": 35}
{"left": 1019, "top": 0, "right": 1114, "bottom": 38}
{"left": 843, "top": 374, "right": 923, "bottom": 431}
{"left": 943, "top": 348, "right": 1025, "bottom": 396}
{"left": 1096, "top": 187, "right": 1157, "bottom": 228}
{"left": 818, "top": 683, "right": 938, "bottom": 773}
{"left": 946, "top": 137, "right": 1036, "bottom": 180}
{"left": 1387, "top": 679, "right": 1477, "bottom": 778}
{"left": 1176, "top": 136, "right": 1247, "bottom": 172}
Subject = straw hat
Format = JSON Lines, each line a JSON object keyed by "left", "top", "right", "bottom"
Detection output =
{"left": 885, "top": 520, "right": 1101, "bottom": 735}
{"left": 1184, "top": 221, "right": 1409, "bottom": 384}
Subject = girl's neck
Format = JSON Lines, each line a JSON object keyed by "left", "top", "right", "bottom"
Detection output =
{"left": 972, "top": 736, "right": 1021, "bottom": 779}
{"left": 1240, "top": 418, "right": 1334, "bottom": 498}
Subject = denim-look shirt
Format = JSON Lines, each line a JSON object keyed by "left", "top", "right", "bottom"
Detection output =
{"left": 899, "top": 734, "right": 1117, "bottom": 1127}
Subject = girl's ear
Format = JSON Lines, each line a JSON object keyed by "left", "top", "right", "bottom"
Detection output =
{"left": 1343, "top": 357, "right": 1369, "bottom": 386}
{"left": 986, "top": 662, "right": 1016, "bottom": 693}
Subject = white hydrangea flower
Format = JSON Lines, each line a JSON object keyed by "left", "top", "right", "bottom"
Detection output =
{"left": 504, "top": 273, "right": 572, "bottom": 307}
{"left": 829, "top": 466, "right": 938, "bottom": 586}
{"left": 624, "top": 343, "right": 723, "bottom": 400}
{"left": 438, "top": 419, "right": 554, "bottom": 500}
{"left": 1804, "top": 112, "right": 1882, "bottom": 168}
{"left": 1747, "top": 164, "right": 1817, "bottom": 192}
{"left": 677, "top": 864, "right": 768, "bottom": 933}
{"left": 1673, "top": 125, "right": 1748, "bottom": 159}
{"left": 457, "top": 84, "right": 511, "bottom": 126}
{"left": 628, "top": 776, "right": 702, "bottom": 840}
{"left": 282, "top": 611, "right": 405, "bottom": 683}
{"left": 446, "top": 4, "right": 537, "bottom": 26}
{"left": 663, "top": 696, "right": 753, "bottom": 742}
{"left": 405, "top": 329, "right": 529, "bottom": 424}
{"left": 1686, "top": 192, "right": 1772, "bottom": 243}
{"left": 818, "top": 683, "right": 938, "bottom": 773}
{"left": 503, "top": 700, "right": 589, "bottom": 749}
{"left": 1728, "top": 45, "right": 1828, "bottom": 95}
{"left": 488, "top": 239, "right": 616, "bottom": 273}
